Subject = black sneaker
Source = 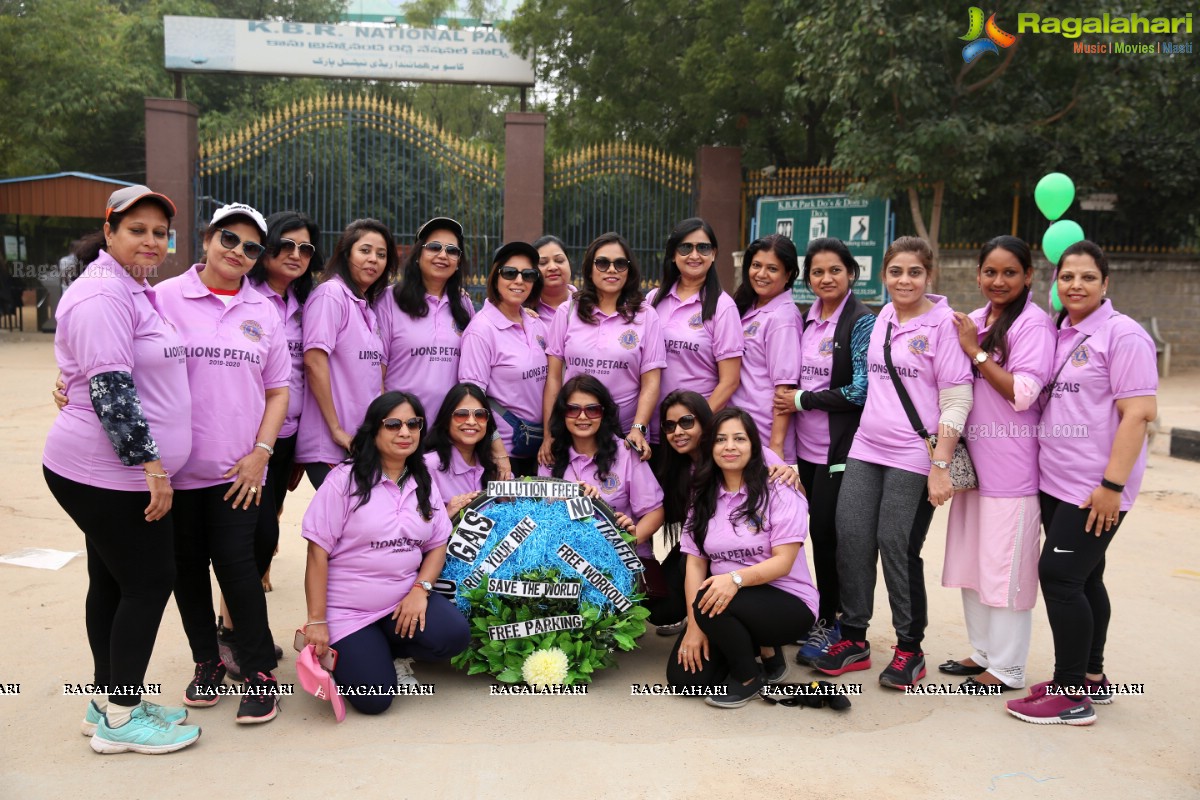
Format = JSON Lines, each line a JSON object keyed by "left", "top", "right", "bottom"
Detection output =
{"left": 216, "top": 619, "right": 244, "bottom": 682}
{"left": 761, "top": 649, "right": 789, "bottom": 684}
{"left": 183, "top": 658, "right": 227, "bottom": 707}
{"left": 236, "top": 671, "right": 280, "bottom": 724}
{"left": 878, "top": 646, "right": 927, "bottom": 689}
{"left": 812, "top": 639, "right": 872, "bottom": 676}
{"left": 705, "top": 673, "right": 765, "bottom": 709}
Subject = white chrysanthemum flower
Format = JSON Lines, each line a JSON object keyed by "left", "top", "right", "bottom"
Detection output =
{"left": 521, "top": 647, "right": 569, "bottom": 688}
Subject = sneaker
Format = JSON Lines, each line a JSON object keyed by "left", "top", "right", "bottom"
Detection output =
{"left": 704, "top": 673, "right": 765, "bottom": 709}
{"left": 761, "top": 650, "right": 789, "bottom": 684}
{"left": 879, "top": 646, "right": 926, "bottom": 689}
{"left": 1026, "top": 676, "right": 1112, "bottom": 704}
{"left": 183, "top": 659, "right": 227, "bottom": 707}
{"left": 216, "top": 620, "right": 243, "bottom": 682}
{"left": 1006, "top": 692, "right": 1096, "bottom": 726}
{"left": 82, "top": 699, "right": 188, "bottom": 737}
{"left": 796, "top": 619, "right": 841, "bottom": 666}
{"left": 655, "top": 619, "right": 687, "bottom": 636}
{"left": 236, "top": 671, "right": 280, "bottom": 724}
{"left": 394, "top": 658, "right": 419, "bottom": 687}
{"left": 89, "top": 704, "right": 202, "bottom": 754}
{"left": 812, "top": 639, "right": 871, "bottom": 676}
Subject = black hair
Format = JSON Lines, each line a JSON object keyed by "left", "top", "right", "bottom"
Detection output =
{"left": 686, "top": 407, "right": 771, "bottom": 553}
{"left": 1055, "top": 240, "right": 1109, "bottom": 327}
{"left": 322, "top": 218, "right": 400, "bottom": 303}
{"left": 486, "top": 249, "right": 544, "bottom": 307}
{"left": 391, "top": 222, "right": 472, "bottom": 333}
{"left": 73, "top": 200, "right": 173, "bottom": 266}
{"left": 548, "top": 375, "right": 622, "bottom": 482}
{"left": 655, "top": 390, "right": 715, "bottom": 546}
{"left": 347, "top": 390, "right": 434, "bottom": 519}
{"left": 733, "top": 234, "right": 800, "bottom": 316}
{"left": 423, "top": 382, "right": 499, "bottom": 491}
{"left": 802, "top": 237, "right": 860, "bottom": 286}
{"left": 652, "top": 217, "right": 722, "bottom": 321}
{"left": 575, "top": 232, "right": 644, "bottom": 325}
{"left": 250, "top": 210, "right": 322, "bottom": 305}
{"left": 976, "top": 235, "right": 1033, "bottom": 367}
{"left": 532, "top": 234, "right": 567, "bottom": 251}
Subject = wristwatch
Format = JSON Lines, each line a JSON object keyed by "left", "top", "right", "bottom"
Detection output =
{"left": 973, "top": 350, "right": 988, "bottom": 365}
{"left": 630, "top": 423, "right": 648, "bottom": 435}
{"left": 418, "top": 580, "right": 434, "bottom": 595}
{"left": 730, "top": 571, "right": 743, "bottom": 589}
{"left": 931, "top": 459, "right": 949, "bottom": 470}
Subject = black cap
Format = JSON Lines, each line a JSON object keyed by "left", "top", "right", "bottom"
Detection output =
{"left": 416, "top": 217, "right": 464, "bottom": 243}
{"left": 491, "top": 241, "right": 540, "bottom": 268}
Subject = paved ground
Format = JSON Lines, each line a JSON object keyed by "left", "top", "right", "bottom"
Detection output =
{"left": 1, "top": 331, "right": 1197, "bottom": 799}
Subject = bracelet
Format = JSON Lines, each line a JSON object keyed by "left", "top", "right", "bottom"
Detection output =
{"left": 254, "top": 441, "right": 275, "bottom": 456}
{"left": 495, "top": 454, "right": 511, "bottom": 461}
{"left": 793, "top": 390, "right": 805, "bottom": 411}
{"left": 303, "top": 621, "right": 328, "bottom": 629}
{"left": 1100, "top": 478, "right": 1125, "bottom": 493}
{"left": 491, "top": 430, "right": 502, "bottom": 442}
{"left": 143, "top": 469, "right": 170, "bottom": 479}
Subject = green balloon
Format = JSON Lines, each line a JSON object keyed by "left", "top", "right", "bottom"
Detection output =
{"left": 1049, "top": 281, "right": 1063, "bottom": 314}
{"left": 1035, "top": 173, "right": 1075, "bottom": 221}
{"left": 1042, "top": 219, "right": 1085, "bottom": 265}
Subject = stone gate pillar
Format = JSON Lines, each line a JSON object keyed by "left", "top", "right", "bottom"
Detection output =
{"left": 145, "top": 98, "right": 198, "bottom": 282}
{"left": 695, "top": 146, "right": 742, "bottom": 292}
{"left": 503, "top": 113, "right": 546, "bottom": 248}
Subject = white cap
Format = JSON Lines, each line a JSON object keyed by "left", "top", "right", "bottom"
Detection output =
{"left": 209, "top": 202, "right": 267, "bottom": 239}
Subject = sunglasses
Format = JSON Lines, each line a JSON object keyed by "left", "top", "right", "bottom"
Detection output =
{"left": 498, "top": 266, "right": 540, "bottom": 282}
{"left": 662, "top": 414, "right": 697, "bottom": 434}
{"left": 676, "top": 242, "right": 715, "bottom": 257}
{"left": 382, "top": 417, "right": 424, "bottom": 432}
{"left": 565, "top": 403, "right": 604, "bottom": 420}
{"left": 218, "top": 229, "right": 266, "bottom": 260}
{"left": 422, "top": 242, "right": 463, "bottom": 258}
{"left": 452, "top": 408, "right": 490, "bottom": 421}
{"left": 593, "top": 257, "right": 631, "bottom": 273}
{"left": 277, "top": 238, "right": 316, "bottom": 259}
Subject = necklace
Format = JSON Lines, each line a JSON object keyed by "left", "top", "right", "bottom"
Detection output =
{"left": 387, "top": 466, "right": 408, "bottom": 486}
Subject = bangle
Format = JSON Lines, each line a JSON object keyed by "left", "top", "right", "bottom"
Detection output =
{"left": 495, "top": 454, "right": 511, "bottom": 461}
{"left": 303, "top": 621, "right": 328, "bottom": 629}
{"left": 143, "top": 469, "right": 170, "bottom": 479}
{"left": 254, "top": 441, "right": 274, "bottom": 456}
{"left": 491, "top": 431, "right": 502, "bottom": 442}
{"left": 1100, "top": 478, "right": 1125, "bottom": 493}
{"left": 793, "top": 390, "right": 804, "bottom": 411}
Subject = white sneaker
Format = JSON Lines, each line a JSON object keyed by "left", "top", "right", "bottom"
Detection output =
{"left": 394, "top": 658, "right": 419, "bottom": 687}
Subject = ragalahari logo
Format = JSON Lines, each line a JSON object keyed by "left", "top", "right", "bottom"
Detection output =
{"left": 960, "top": 7, "right": 1017, "bottom": 63}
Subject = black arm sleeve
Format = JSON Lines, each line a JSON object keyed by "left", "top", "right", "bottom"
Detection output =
{"left": 89, "top": 370, "right": 161, "bottom": 466}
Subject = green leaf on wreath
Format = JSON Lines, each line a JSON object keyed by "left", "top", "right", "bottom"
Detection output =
{"left": 467, "top": 662, "right": 490, "bottom": 675}
{"left": 497, "top": 667, "right": 523, "bottom": 683}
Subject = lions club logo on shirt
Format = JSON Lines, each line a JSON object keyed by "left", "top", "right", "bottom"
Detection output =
{"left": 240, "top": 319, "right": 264, "bottom": 342}
{"left": 818, "top": 336, "right": 835, "bottom": 357}
{"left": 618, "top": 329, "right": 639, "bottom": 350}
{"left": 536, "top": 334, "right": 547, "bottom": 350}
{"left": 907, "top": 334, "right": 930, "bottom": 356}
{"left": 600, "top": 474, "right": 621, "bottom": 494}
{"left": 687, "top": 313, "right": 704, "bottom": 330}
{"left": 1070, "top": 344, "right": 1090, "bottom": 367}
{"left": 744, "top": 321, "right": 761, "bottom": 338}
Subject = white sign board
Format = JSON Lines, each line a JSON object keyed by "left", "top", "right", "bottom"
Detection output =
{"left": 164, "top": 16, "right": 535, "bottom": 86}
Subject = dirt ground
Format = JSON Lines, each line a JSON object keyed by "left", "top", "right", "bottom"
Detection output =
{"left": 1, "top": 331, "right": 1197, "bottom": 799}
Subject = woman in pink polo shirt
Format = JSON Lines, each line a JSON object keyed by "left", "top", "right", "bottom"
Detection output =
{"left": 458, "top": 241, "right": 549, "bottom": 478}
{"left": 1006, "top": 240, "right": 1157, "bottom": 727}
{"left": 154, "top": 202, "right": 290, "bottom": 725}
{"left": 939, "top": 236, "right": 1054, "bottom": 694}
{"left": 773, "top": 238, "right": 875, "bottom": 667}
{"left": 528, "top": 234, "right": 576, "bottom": 326}
{"left": 296, "top": 219, "right": 397, "bottom": 488}
{"left": 813, "top": 236, "right": 973, "bottom": 689}
{"left": 378, "top": 217, "right": 474, "bottom": 419}
{"left": 542, "top": 232, "right": 666, "bottom": 462}
{"left": 423, "top": 381, "right": 501, "bottom": 518}
{"left": 667, "top": 408, "right": 817, "bottom": 708}
{"left": 647, "top": 218, "right": 744, "bottom": 444}
{"left": 730, "top": 234, "right": 803, "bottom": 462}
{"left": 301, "top": 391, "right": 470, "bottom": 715}
{"left": 43, "top": 185, "right": 200, "bottom": 754}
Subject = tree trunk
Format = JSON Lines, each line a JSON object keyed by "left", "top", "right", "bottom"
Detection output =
{"left": 906, "top": 181, "right": 945, "bottom": 288}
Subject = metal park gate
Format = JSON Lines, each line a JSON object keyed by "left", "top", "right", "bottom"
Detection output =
{"left": 195, "top": 94, "right": 503, "bottom": 297}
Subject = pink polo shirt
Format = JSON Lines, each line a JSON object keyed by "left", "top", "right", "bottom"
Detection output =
{"left": 302, "top": 463, "right": 451, "bottom": 644}
{"left": 964, "top": 299, "right": 1055, "bottom": 498}
{"left": 378, "top": 289, "right": 475, "bottom": 419}
{"left": 795, "top": 293, "right": 850, "bottom": 465}
{"left": 849, "top": 295, "right": 973, "bottom": 476}
{"left": 537, "top": 436, "right": 665, "bottom": 558}
{"left": 154, "top": 264, "right": 290, "bottom": 489}
{"left": 1038, "top": 301, "right": 1157, "bottom": 511}
{"left": 533, "top": 284, "right": 577, "bottom": 327}
{"left": 251, "top": 281, "right": 305, "bottom": 438}
{"left": 729, "top": 292, "right": 802, "bottom": 461}
{"left": 423, "top": 447, "right": 484, "bottom": 502}
{"left": 646, "top": 286, "right": 744, "bottom": 441}
{"left": 546, "top": 301, "right": 667, "bottom": 432}
{"left": 44, "top": 250, "right": 192, "bottom": 490}
{"left": 296, "top": 276, "right": 386, "bottom": 464}
{"left": 680, "top": 482, "right": 817, "bottom": 616}
{"left": 458, "top": 300, "right": 549, "bottom": 443}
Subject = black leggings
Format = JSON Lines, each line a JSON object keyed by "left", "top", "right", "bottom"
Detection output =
{"left": 173, "top": 484, "right": 277, "bottom": 676}
{"left": 797, "top": 459, "right": 844, "bottom": 622}
{"left": 44, "top": 468, "right": 175, "bottom": 708}
{"left": 644, "top": 544, "right": 687, "bottom": 627}
{"left": 254, "top": 433, "right": 296, "bottom": 575}
{"left": 666, "top": 584, "right": 814, "bottom": 687}
{"left": 1039, "top": 492, "right": 1124, "bottom": 688}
